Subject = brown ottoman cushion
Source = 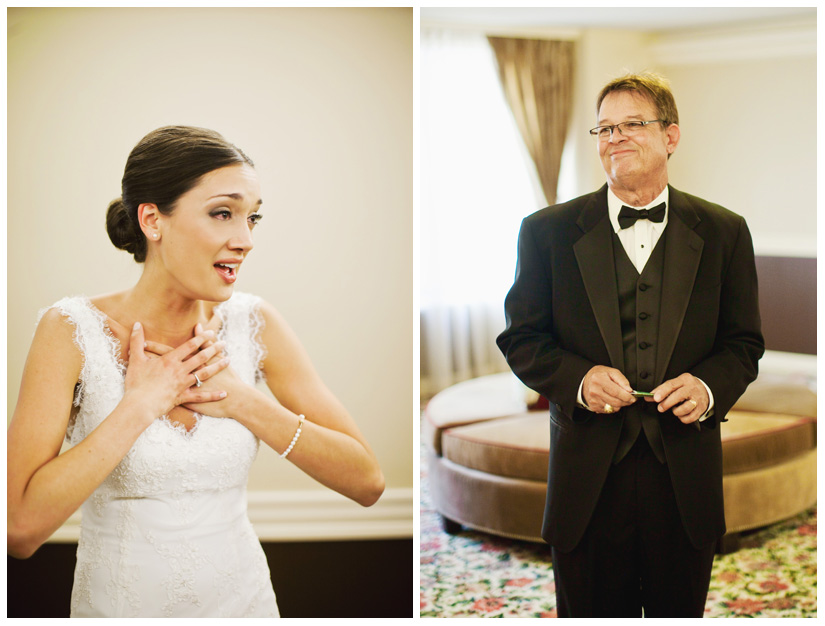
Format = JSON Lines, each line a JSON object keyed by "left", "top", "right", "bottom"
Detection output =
{"left": 425, "top": 374, "right": 816, "bottom": 543}
{"left": 441, "top": 413, "right": 549, "bottom": 481}
{"left": 424, "top": 374, "right": 527, "bottom": 455}
{"left": 721, "top": 411, "right": 816, "bottom": 474}
{"left": 439, "top": 408, "right": 815, "bottom": 482}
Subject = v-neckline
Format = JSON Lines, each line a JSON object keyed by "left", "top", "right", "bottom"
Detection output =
{"left": 81, "top": 297, "right": 227, "bottom": 435}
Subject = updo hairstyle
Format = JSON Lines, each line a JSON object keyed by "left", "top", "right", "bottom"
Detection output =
{"left": 106, "top": 126, "right": 254, "bottom": 262}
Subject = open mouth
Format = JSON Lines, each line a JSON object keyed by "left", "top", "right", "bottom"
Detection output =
{"left": 214, "top": 263, "right": 239, "bottom": 284}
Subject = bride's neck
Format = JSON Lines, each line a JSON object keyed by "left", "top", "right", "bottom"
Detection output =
{"left": 122, "top": 274, "right": 209, "bottom": 347}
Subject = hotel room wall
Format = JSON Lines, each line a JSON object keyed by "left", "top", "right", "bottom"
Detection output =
{"left": 663, "top": 54, "right": 816, "bottom": 359}
{"left": 662, "top": 57, "right": 815, "bottom": 258}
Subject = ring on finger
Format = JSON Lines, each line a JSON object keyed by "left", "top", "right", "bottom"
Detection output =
{"left": 687, "top": 398, "right": 697, "bottom": 409}
{"left": 193, "top": 372, "right": 203, "bottom": 388}
{"left": 604, "top": 403, "right": 614, "bottom": 414}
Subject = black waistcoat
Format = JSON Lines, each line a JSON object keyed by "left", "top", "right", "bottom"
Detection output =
{"left": 611, "top": 229, "right": 667, "bottom": 464}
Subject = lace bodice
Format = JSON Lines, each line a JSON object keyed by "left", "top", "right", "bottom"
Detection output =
{"left": 43, "top": 292, "right": 279, "bottom": 617}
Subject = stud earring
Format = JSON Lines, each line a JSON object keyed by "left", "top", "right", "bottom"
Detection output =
{"left": 153, "top": 233, "right": 159, "bottom": 239}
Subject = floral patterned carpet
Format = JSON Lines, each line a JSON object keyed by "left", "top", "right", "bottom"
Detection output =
{"left": 420, "top": 448, "right": 817, "bottom": 618}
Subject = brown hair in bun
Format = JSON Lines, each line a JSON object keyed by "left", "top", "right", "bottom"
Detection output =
{"left": 105, "top": 126, "right": 253, "bottom": 262}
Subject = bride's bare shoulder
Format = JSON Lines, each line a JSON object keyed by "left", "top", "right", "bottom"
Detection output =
{"left": 88, "top": 290, "right": 130, "bottom": 314}
{"left": 31, "top": 306, "right": 84, "bottom": 375}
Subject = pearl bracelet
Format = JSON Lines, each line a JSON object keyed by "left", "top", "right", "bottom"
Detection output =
{"left": 279, "top": 414, "right": 305, "bottom": 459}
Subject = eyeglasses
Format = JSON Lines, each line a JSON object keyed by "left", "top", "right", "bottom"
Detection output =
{"left": 589, "top": 120, "right": 665, "bottom": 140}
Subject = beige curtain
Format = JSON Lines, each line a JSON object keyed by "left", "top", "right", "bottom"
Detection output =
{"left": 487, "top": 37, "right": 575, "bottom": 206}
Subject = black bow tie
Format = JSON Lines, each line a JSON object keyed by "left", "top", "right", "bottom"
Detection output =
{"left": 618, "top": 202, "right": 666, "bottom": 229}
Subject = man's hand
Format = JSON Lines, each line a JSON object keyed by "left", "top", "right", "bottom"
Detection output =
{"left": 582, "top": 365, "right": 636, "bottom": 414}
{"left": 646, "top": 373, "right": 709, "bottom": 424}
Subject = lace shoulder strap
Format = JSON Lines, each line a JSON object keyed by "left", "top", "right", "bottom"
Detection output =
{"left": 37, "top": 296, "right": 124, "bottom": 410}
{"left": 214, "top": 291, "right": 267, "bottom": 385}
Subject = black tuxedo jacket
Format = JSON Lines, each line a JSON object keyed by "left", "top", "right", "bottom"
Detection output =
{"left": 497, "top": 185, "right": 764, "bottom": 553}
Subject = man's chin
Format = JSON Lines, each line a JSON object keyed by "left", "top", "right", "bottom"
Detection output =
{"left": 607, "top": 167, "right": 640, "bottom": 186}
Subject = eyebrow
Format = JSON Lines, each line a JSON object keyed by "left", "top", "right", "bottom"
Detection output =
{"left": 209, "top": 193, "right": 263, "bottom": 206}
{"left": 597, "top": 114, "right": 646, "bottom": 125}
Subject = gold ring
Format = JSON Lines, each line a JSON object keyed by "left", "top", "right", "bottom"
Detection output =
{"left": 688, "top": 398, "right": 697, "bottom": 409}
{"left": 604, "top": 404, "right": 614, "bottom": 414}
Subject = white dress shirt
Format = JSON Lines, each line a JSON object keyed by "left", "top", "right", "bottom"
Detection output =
{"left": 607, "top": 186, "right": 669, "bottom": 272}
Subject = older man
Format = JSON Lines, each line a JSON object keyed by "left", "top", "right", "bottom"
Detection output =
{"left": 497, "top": 73, "right": 763, "bottom": 617}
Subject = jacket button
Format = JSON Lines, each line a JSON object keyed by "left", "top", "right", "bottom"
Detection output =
{"left": 639, "top": 342, "right": 651, "bottom": 350}
{"left": 639, "top": 283, "right": 649, "bottom": 292}
{"left": 639, "top": 312, "right": 649, "bottom": 320}
{"left": 640, "top": 372, "right": 649, "bottom": 379}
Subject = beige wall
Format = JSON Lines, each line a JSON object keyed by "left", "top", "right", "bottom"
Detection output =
{"left": 662, "top": 56, "right": 816, "bottom": 256}
{"left": 8, "top": 8, "right": 412, "bottom": 496}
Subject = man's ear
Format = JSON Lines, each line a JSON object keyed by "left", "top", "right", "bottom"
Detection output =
{"left": 137, "top": 203, "right": 162, "bottom": 241}
{"left": 666, "top": 123, "right": 681, "bottom": 155}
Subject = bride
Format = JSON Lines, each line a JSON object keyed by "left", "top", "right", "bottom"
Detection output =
{"left": 7, "top": 126, "right": 385, "bottom": 617}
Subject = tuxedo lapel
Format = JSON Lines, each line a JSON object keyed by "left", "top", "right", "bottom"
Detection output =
{"left": 573, "top": 189, "right": 624, "bottom": 370}
{"left": 655, "top": 187, "right": 704, "bottom": 385}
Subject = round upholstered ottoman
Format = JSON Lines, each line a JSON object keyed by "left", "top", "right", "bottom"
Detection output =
{"left": 424, "top": 373, "right": 816, "bottom": 549}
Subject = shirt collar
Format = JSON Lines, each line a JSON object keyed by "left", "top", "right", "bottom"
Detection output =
{"left": 607, "top": 186, "right": 669, "bottom": 233}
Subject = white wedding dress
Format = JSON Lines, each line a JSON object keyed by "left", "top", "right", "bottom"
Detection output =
{"left": 44, "top": 292, "right": 280, "bottom": 617}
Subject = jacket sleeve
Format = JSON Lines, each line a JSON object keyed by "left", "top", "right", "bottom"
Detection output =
{"left": 496, "top": 216, "right": 596, "bottom": 422}
{"left": 689, "top": 216, "right": 765, "bottom": 421}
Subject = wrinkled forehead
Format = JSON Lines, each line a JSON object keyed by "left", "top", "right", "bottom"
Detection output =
{"left": 597, "top": 90, "right": 657, "bottom": 124}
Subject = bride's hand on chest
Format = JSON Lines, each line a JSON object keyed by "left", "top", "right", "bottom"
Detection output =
{"left": 143, "top": 331, "right": 251, "bottom": 419}
{"left": 120, "top": 323, "right": 230, "bottom": 423}
{"left": 181, "top": 364, "right": 251, "bottom": 419}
